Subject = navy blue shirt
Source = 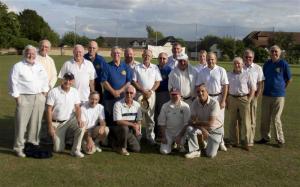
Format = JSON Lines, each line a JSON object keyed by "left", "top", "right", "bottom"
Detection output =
{"left": 263, "top": 59, "right": 292, "bottom": 97}
{"left": 101, "top": 60, "right": 132, "bottom": 99}
{"left": 156, "top": 65, "right": 172, "bottom": 92}
{"left": 84, "top": 53, "right": 106, "bottom": 83}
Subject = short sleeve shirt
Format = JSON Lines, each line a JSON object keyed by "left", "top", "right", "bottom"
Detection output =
{"left": 243, "top": 63, "right": 264, "bottom": 91}
{"left": 47, "top": 86, "right": 81, "bottom": 121}
{"left": 191, "top": 96, "right": 223, "bottom": 129}
{"left": 101, "top": 61, "right": 132, "bottom": 99}
{"left": 227, "top": 70, "right": 255, "bottom": 95}
{"left": 196, "top": 65, "right": 229, "bottom": 94}
{"left": 133, "top": 63, "right": 162, "bottom": 90}
{"left": 84, "top": 53, "right": 106, "bottom": 84}
{"left": 81, "top": 102, "right": 105, "bottom": 129}
{"left": 58, "top": 59, "right": 97, "bottom": 102}
{"left": 113, "top": 99, "right": 142, "bottom": 122}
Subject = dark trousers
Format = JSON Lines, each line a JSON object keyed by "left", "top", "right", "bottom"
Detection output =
{"left": 109, "top": 125, "right": 140, "bottom": 152}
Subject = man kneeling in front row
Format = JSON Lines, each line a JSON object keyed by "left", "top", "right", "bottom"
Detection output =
{"left": 81, "top": 91, "right": 109, "bottom": 155}
{"left": 109, "top": 85, "right": 142, "bottom": 156}
{"left": 185, "top": 84, "right": 224, "bottom": 159}
{"left": 47, "top": 72, "right": 85, "bottom": 158}
{"left": 158, "top": 88, "right": 190, "bottom": 154}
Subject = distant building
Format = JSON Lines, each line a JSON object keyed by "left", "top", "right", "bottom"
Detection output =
{"left": 103, "top": 37, "right": 154, "bottom": 48}
{"left": 243, "top": 31, "right": 300, "bottom": 48}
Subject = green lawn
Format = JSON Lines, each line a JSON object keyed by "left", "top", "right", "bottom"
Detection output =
{"left": 0, "top": 55, "right": 300, "bottom": 186}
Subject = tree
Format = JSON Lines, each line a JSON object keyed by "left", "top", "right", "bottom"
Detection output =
{"left": 198, "top": 35, "right": 221, "bottom": 51}
{"left": 146, "top": 25, "right": 164, "bottom": 41}
{"left": 0, "top": 2, "right": 20, "bottom": 48}
{"left": 253, "top": 47, "right": 269, "bottom": 64}
{"left": 268, "top": 32, "right": 294, "bottom": 50}
{"left": 95, "top": 36, "right": 107, "bottom": 47}
{"left": 61, "top": 31, "right": 91, "bottom": 47}
{"left": 18, "top": 9, "right": 60, "bottom": 46}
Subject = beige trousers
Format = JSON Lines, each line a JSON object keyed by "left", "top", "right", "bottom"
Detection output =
{"left": 260, "top": 96, "right": 285, "bottom": 143}
{"left": 52, "top": 116, "right": 85, "bottom": 153}
{"left": 137, "top": 92, "right": 156, "bottom": 141}
{"left": 14, "top": 94, "right": 46, "bottom": 152}
{"left": 249, "top": 97, "right": 258, "bottom": 144}
{"left": 228, "top": 96, "right": 251, "bottom": 145}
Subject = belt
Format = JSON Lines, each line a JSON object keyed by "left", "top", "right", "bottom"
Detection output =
{"left": 182, "top": 96, "right": 191, "bottom": 100}
{"left": 52, "top": 120, "right": 66, "bottom": 123}
{"left": 209, "top": 93, "right": 221, "bottom": 96}
{"left": 229, "top": 94, "right": 248, "bottom": 98}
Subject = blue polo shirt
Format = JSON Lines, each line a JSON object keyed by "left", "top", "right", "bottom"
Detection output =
{"left": 263, "top": 59, "right": 291, "bottom": 97}
{"left": 101, "top": 60, "right": 132, "bottom": 99}
{"left": 84, "top": 53, "right": 106, "bottom": 83}
{"left": 156, "top": 64, "right": 172, "bottom": 92}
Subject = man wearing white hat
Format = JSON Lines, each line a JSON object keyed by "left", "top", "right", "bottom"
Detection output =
{"left": 168, "top": 53, "right": 197, "bottom": 106}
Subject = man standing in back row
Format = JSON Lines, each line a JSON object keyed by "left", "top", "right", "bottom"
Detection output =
{"left": 59, "top": 44, "right": 96, "bottom": 103}
{"left": 256, "top": 45, "right": 292, "bottom": 147}
{"left": 84, "top": 41, "right": 106, "bottom": 103}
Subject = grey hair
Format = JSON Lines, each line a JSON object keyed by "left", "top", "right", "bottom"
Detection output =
{"left": 39, "top": 39, "right": 51, "bottom": 48}
{"left": 126, "top": 84, "right": 136, "bottom": 94}
{"left": 243, "top": 49, "right": 254, "bottom": 57}
{"left": 233, "top": 57, "right": 243, "bottom": 64}
{"left": 23, "top": 45, "right": 37, "bottom": 58}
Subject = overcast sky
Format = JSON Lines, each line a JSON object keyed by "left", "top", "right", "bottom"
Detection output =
{"left": 3, "top": 0, "right": 300, "bottom": 40}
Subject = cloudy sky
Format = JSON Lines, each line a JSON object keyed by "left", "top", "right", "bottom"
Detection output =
{"left": 3, "top": 0, "right": 300, "bottom": 40}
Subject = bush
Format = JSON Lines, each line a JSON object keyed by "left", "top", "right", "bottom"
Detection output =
{"left": 12, "top": 37, "right": 38, "bottom": 54}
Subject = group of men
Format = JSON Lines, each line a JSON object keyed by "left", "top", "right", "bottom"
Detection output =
{"left": 8, "top": 40, "right": 291, "bottom": 159}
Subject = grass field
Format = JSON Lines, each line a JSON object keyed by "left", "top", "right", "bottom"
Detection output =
{"left": 0, "top": 55, "right": 300, "bottom": 186}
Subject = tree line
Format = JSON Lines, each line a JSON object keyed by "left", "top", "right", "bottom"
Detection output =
{"left": 0, "top": 1, "right": 299, "bottom": 63}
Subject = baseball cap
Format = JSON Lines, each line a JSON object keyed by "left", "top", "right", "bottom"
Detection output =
{"left": 170, "top": 87, "right": 180, "bottom": 95}
{"left": 177, "top": 53, "right": 188, "bottom": 61}
{"left": 63, "top": 72, "right": 75, "bottom": 80}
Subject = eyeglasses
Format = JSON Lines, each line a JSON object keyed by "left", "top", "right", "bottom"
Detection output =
{"left": 126, "top": 92, "right": 134, "bottom": 94}
{"left": 271, "top": 50, "right": 278, "bottom": 53}
{"left": 245, "top": 56, "right": 253, "bottom": 59}
{"left": 159, "top": 57, "right": 167, "bottom": 60}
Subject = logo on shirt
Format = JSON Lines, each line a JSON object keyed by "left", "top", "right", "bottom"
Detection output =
{"left": 121, "top": 70, "right": 126, "bottom": 76}
{"left": 275, "top": 67, "right": 281, "bottom": 73}
{"left": 95, "top": 64, "right": 101, "bottom": 69}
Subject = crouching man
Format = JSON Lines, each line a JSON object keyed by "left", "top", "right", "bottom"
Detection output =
{"left": 158, "top": 88, "right": 190, "bottom": 154}
{"left": 46, "top": 72, "right": 85, "bottom": 158}
{"left": 110, "top": 85, "right": 142, "bottom": 156}
{"left": 185, "top": 84, "right": 224, "bottom": 159}
{"left": 81, "top": 91, "right": 109, "bottom": 154}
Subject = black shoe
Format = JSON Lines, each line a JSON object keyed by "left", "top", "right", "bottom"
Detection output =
{"left": 255, "top": 138, "right": 269, "bottom": 144}
{"left": 277, "top": 142, "right": 284, "bottom": 148}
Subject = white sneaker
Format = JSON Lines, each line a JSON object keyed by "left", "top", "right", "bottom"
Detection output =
{"left": 219, "top": 143, "right": 227, "bottom": 152}
{"left": 71, "top": 150, "right": 85, "bottom": 158}
{"left": 185, "top": 151, "right": 201, "bottom": 159}
{"left": 95, "top": 146, "right": 102, "bottom": 153}
{"left": 202, "top": 141, "right": 207, "bottom": 149}
{"left": 16, "top": 151, "right": 26, "bottom": 158}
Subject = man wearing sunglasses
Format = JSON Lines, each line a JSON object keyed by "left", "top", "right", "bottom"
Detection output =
{"left": 111, "top": 85, "right": 142, "bottom": 156}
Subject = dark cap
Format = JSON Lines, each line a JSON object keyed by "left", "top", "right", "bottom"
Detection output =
{"left": 170, "top": 87, "right": 180, "bottom": 95}
{"left": 63, "top": 72, "right": 75, "bottom": 80}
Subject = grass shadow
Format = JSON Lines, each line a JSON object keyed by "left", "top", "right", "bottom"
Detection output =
{"left": 0, "top": 115, "right": 14, "bottom": 151}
